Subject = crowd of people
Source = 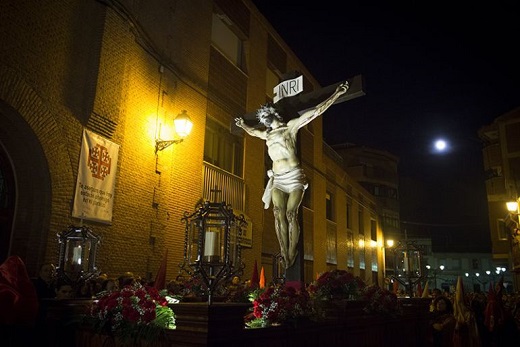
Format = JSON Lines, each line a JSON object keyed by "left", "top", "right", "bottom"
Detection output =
{"left": 3, "top": 254, "right": 520, "bottom": 347}
{"left": 30, "top": 264, "right": 156, "bottom": 301}
{"left": 426, "top": 284, "right": 520, "bottom": 346}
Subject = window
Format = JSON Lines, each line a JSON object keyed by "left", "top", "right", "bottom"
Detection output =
{"left": 266, "top": 68, "right": 279, "bottom": 100}
{"left": 346, "top": 201, "right": 352, "bottom": 229}
{"left": 211, "top": 13, "right": 243, "bottom": 68}
{"left": 497, "top": 219, "right": 508, "bottom": 240}
{"left": 204, "top": 117, "right": 243, "bottom": 176}
{"left": 346, "top": 231, "right": 354, "bottom": 268}
{"left": 358, "top": 208, "right": 364, "bottom": 235}
{"left": 452, "top": 259, "right": 461, "bottom": 270}
{"left": 326, "top": 192, "right": 333, "bottom": 221}
{"left": 371, "top": 248, "right": 378, "bottom": 272}
{"left": 370, "top": 219, "right": 377, "bottom": 241}
{"left": 359, "top": 236, "right": 365, "bottom": 270}
{"left": 326, "top": 225, "right": 337, "bottom": 264}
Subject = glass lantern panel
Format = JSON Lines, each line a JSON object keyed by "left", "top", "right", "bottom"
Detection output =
{"left": 188, "top": 220, "right": 200, "bottom": 263}
{"left": 396, "top": 248, "right": 421, "bottom": 277}
{"left": 229, "top": 224, "right": 239, "bottom": 264}
{"left": 64, "top": 238, "right": 91, "bottom": 273}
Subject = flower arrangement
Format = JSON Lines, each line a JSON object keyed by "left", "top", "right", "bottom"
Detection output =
{"left": 361, "top": 284, "right": 402, "bottom": 317}
{"left": 245, "top": 284, "right": 315, "bottom": 328}
{"left": 308, "top": 269, "right": 366, "bottom": 301}
{"left": 242, "top": 271, "right": 406, "bottom": 328}
{"left": 86, "top": 282, "right": 175, "bottom": 342}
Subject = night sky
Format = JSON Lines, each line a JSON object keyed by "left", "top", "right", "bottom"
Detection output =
{"left": 252, "top": 1, "right": 520, "bottom": 252}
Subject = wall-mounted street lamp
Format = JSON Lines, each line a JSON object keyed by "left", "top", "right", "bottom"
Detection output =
{"left": 506, "top": 200, "right": 519, "bottom": 221}
{"left": 155, "top": 110, "right": 193, "bottom": 153}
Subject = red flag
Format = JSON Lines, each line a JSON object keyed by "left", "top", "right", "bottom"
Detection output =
{"left": 392, "top": 280, "right": 399, "bottom": 294}
{"left": 250, "top": 260, "right": 259, "bottom": 288}
{"left": 484, "top": 282, "right": 497, "bottom": 332}
{"left": 259, "top": 266, "right": 265, "bottom": 289}
{"left": 154, "top": 250, "right": 168, "bottom": 290}
{"left": 416, "top": 281, "right": 423, "bottom": 297}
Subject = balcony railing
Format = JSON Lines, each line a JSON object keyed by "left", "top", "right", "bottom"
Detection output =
{"left": 203, "top": 162, "right": 245, "bottom": 212}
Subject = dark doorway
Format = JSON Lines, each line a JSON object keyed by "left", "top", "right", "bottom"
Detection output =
{"left": 0, "top": 145, "right": 15, "bottom": 263}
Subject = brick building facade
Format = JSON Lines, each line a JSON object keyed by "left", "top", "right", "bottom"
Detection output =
{"left": 0, "top": 0, "right": 384, "bottom": 286}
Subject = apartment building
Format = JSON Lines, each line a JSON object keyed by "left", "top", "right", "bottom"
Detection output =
{"left": 479, "top": 107, "right": 520, "bottom": 291}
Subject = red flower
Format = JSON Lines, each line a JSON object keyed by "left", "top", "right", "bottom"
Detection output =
{"left": 309, "top": 270, "right": 366, "bottom": 300}
{"left": 246, "top": 284, "right": 314, "bottom": 328}
{"left": 89, "top": 282, "right": 174, "bottom": 335}
{"left": 361, "top": 285, "right": 401, "bottom": 316}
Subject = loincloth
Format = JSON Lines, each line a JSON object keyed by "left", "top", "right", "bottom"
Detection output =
{"left": 261, "top": 167, "right": 308, "bottom": 209}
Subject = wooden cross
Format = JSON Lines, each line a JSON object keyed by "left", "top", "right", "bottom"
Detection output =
{"left": 209, "top": 186, "right": 222, "bottom": 203}
{"left": 231, "top": 73, "right": 365, "bottom": 131}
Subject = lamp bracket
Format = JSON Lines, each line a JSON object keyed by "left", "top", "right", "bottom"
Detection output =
{"left": 155, "top": 138, "right": 183, "bottom": 153}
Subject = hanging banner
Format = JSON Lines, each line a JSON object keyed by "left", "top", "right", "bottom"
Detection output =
{"left": 72, "top": 129, "right": 119, "bottom": 224}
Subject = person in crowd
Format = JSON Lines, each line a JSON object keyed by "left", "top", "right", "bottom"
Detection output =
{"left": 92, "top": 274, "right": 108, "bottom": 294}
{"left": 32, "top": 262, "right": 56, "bottom": 300}
{"left": 100, "top": 278, "right": 118, "bottom": 293}
{"left": 55, "top": 280, "right": 74, "bottom": 300}
{"left": 75, "top": 279, "right": 96, "bottom": 298}
{"left": 430, "top": 295, "right": 456, "bottom": 347}
{"left": 0, "top": 256, "right": 39, "bottom": 347}
{"left": 485, "top": 280, "right": 519, "bottom": 346}
{"left": 430, "top": 288, "right": 443, "bottom": 312}
{"left": 469, "top": 291, "right": 489, "bottom": 346}
{"left": 117, "top": 271, "right": 136, "bottom": 288}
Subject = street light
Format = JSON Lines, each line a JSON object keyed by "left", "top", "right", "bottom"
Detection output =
{"left": 425, "top": 264, "right": 444, "bottom": 289}
{"left": 506, "top": 200, "right": 519, "bottom": 218}
{"left": 384, "top": 239, "right": 396, "bottom": 287}
{"left": 155, "top": 110, "right": 193, "bottom": 153}
{"left": 504, "top": 198, "right": 520, "bottom": 292}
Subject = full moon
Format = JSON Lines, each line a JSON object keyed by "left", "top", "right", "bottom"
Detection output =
{"left": 434, "top": 139, "right": 447, "bottom": 151}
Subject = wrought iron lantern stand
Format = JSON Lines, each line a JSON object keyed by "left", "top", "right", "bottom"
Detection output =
{"left": 56, "top": 225, "right": 101, "bottom": 287}
{"left": 391, "top": 240, "right": 423, "bottom": 297}
{"left": 179, "top": 199, "right": 246, "bottom": 304}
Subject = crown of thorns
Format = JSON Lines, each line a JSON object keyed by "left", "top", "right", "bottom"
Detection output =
{"left": 256, "top": 103, "right": 283, "bottom": 122}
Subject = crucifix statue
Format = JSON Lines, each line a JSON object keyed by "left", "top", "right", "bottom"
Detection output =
{"left": 234, "top": 73, "right": 365, "bottom": 272}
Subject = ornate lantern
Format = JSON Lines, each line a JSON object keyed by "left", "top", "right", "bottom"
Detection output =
{"left": 392, "top": 240, "right": 423, "bottom": 297}
{"left": 56, "top": 225, "right": 101, "bottom": 285}
{"left": 179, "top": 199, "right": 246, "bottom": 304}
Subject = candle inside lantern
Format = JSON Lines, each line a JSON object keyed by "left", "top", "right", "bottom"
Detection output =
{"left": 73, "top": 245, "right": 82, "bottom": 265}
{"left": 403, "top": 251, "right": 409, "bottom": 272}
{"left": 204, "top": 232, "right": 220, "bottom": 261}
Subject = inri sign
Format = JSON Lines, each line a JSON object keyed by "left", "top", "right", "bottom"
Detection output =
{"left": 273, "top": 75, "right": 303, "bottom": 103}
